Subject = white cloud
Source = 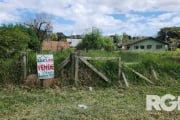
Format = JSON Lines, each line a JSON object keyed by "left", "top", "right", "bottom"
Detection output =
{"left": 157, "top": 13, "right": 175, "bottom": 21}
{"left": 172, "top": 16, "right": 180, "bottom": 25}
{"left": 0, "top": 0, "right": 180, "bottom": 36}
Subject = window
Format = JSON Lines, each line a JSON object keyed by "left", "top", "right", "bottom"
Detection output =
{"left": 147, "top": 45, "right": 152, "bottom": 49}
{"left": 140, "top": 45, "right": 144, "bottom": 49}
{"left": 156, "top": 45, "right": 162, "bottom": 49}
{"left": 134, "top": 46, "right": 139, "bottom": 49}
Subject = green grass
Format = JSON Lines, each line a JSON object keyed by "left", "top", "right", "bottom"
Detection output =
{"left": 0, "top": 86, "right": 180, "bottom": 120}
{"left": 81, "top": 50, "right": 180, "bottom": 86}
{"left": 0, "top": 50, "right": 180, "bottom": 119}
{"left": 19, "top": 50, "right": 180, "bottom": 87}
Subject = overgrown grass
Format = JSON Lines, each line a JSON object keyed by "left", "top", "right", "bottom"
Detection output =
{"left": 0, "top": 50, "right": 180, "bottom": 119}
{"left": 0, "top": 49, "right": 73, "bottom": 85}
{"left": 1, "top": 49, "right": 179, "bottom": 87}
{"left": 82, "top": 50, "right": 180, "bottom": 86}
{"left": 0, "top": 86, "right": 180, "bottom": 120}
{"left": 0, "top": 55, "right": 21, "bottom": 85}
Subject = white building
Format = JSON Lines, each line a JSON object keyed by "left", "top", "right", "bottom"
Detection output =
{"left": 67, "top": 38, "right": 82, "bottom": 47}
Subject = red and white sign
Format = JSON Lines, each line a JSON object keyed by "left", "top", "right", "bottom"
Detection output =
{"left": 36, "top": 54, "right": 54, "bottom": 79}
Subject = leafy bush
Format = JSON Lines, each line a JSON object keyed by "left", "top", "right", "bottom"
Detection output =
{"left": 102, "top": 37, "right": 114, "bottom": 51}
{"left": 0, "top": 24, "right": 30, "bottom": 58}
{"left": 27, "top": 28, "right": 41, "bottom": 52}
{"left": 77, "top": 27, "right": 114, "bottom": 51}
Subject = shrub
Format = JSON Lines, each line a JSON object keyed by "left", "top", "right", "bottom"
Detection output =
{"left": 102, "top": 37, "right": 114, "bottom": 51}
{"left": 77, "top": 27, "right": 114, "bottom": 51}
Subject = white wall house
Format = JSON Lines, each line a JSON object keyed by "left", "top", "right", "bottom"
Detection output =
{"left": 67, "top": 38, "right": 82, "bottom": 47}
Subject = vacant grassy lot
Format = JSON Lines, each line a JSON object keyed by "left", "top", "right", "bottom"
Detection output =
{"left": 0, "top": 50, "right": 180, "bottom": 119}
{"left": 0, "top": 85, "right": 180, "bottom": 120}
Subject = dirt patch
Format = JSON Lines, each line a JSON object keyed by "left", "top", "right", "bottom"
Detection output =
{"left": 24, "top": 74, "right": 59, "bottom": 88}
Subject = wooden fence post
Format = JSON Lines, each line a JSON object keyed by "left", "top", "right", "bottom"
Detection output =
{"left": 20, "top": 52, "right": 27, "bottom": 80}
{"left": 124, "top": 64, "right": 154, "bottom": 84}
{"left": 79, "top": 57, "right": 110, "bottom": 83}
{"left": 74, "top": 54, "right": 79, "bottom": 86}
{"left": 71, "top": 53, "right": 75, "bottom": 82}
{"left": 71, "top": 52, "right": 79, "bottom": 86}
{"left": 122, "top": 72, "right": 129, "bottom": 87}
{"left": 118, "top": 57, "right": 121, "bottom": 80}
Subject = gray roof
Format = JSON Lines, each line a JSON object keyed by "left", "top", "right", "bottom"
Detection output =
{"left": 118, "top": 37, "right": 168, "bottom": 47}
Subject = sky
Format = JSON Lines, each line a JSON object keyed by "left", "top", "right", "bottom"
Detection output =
{"left": 0, "top": 0, "right": 180, "bottom": 36}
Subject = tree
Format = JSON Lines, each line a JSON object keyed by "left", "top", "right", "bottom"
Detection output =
{"left": 49, "top": 33, "right": 58, "bottom": 41}
{"left": 25, "top": 14, "right": 53, "bottom": 42}
{"left": 113, "top": 34, "right": 122, "bottom": 44}
{"left": 102, "top": 37, "right": 114, "bottom": 51}
{"left": 77, "top": 27, "right": 114, "bottom": 51}
{"left": 122, "top": 32, "right": 131, "bottom": 42}
{"left": 77, "top": 27, "right": 103, "bottom": 50}
{"left": 0, "top": 24, "right": 30, "bottom": 58}
{"left": 57, "top": 32, "right": 66, "bottom": 41}
{"left": 157, "top": 27, "right": 180, "bottom": 49}
{"left": 27, "top": 28, "right": 40, "bottom": 52}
